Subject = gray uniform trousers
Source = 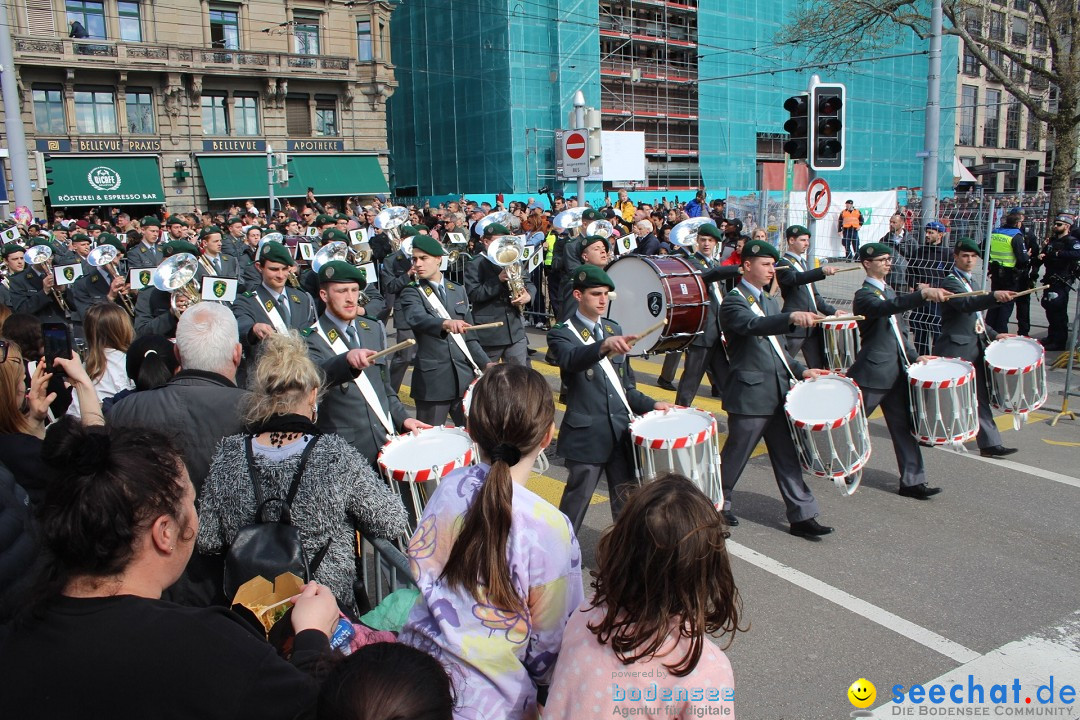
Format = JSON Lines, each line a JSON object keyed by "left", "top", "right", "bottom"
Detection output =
{"left": 859, "top": 380, "right": 927, "bottom": 487}
{"left": 973, "top": 363, "right": 1003, "bottom": 449}
{"left": 561, "top": 449, "right": 636, "bottom": 535}
{"left": 675, "top": 344, "right": 729, "bottom": 407}
{"left": 482, "top": 337, "right": 531, "bottom": 367}
{"left": 784, "top": 331, "right": 827, "bottom": 370}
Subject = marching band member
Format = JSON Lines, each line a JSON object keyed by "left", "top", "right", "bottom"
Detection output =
{"left": 302, "top": 260, "right": 427, "bottom": 467}
{"left": 464, "top": 222, "right": 534, "bottom": 366}
{"left": 934, "top": 238, "right": 1017, "bottom": 458}
{"left": 557, "top": 234, "right": 609, "bottom": 323}
{"left": 69, "top": 234, "right": 129, "bottom": 321}
{"left": 1, "top": 243, "right": 26, "bottom": 308}
{"left": 718, "top": 239, "right": 831, "bottom": 538}
{"left": 233, "top": 241, "right": 316, "bottom": 355}
{"left": 165, "top": 216, "right": 190, "bottom": 243}
{"left": 9, "top": 239, "right": 72, "bottom": 324}
{"left": 399, "top": 235, "right": 490, "bottom": 427}
{"left": 45, "top": 222, "right": 79, "bottom": 265}
{"left": 848, "top": 243, "right": 951, "bottom": 499}
{"left": 195, "top": 226, "right": 239, "bottom": 281}
{"left": 125, "top": 217, "right": 164, "bottom": 270}
{"left": 236, "top": 225, "right": 263, "bottom": 293}
{"left": 381, "top": 225, "right": 424, "bottom": 392}
{"left": 778, "top": 224, "right": 839, "bottom": 369}
{"left": 69, "top": 233, "right": 93, "bottom": 273}
{"left": 222, "top": 216, "right": 246, "bottom": 258}
{"left": 547, "top": 264, "right": 668, "bottom": 534}
{"left": 133, "top": 240, "right": 200, "bottom": 338}
{"left": 675, "top": 223, "right": 741, "bottom": 406}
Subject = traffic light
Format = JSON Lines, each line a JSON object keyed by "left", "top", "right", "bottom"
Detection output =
{"left": 783, "top": 94, "right": 809, "bottom": 160}
{"left": 275, "top": 168, "right": 290, "bottom": 187}
{"left": 43, "top": 154, "right": 55, "bottom": 186}
{"left": 810, "top": 83, "right": 846, "bottom": 171}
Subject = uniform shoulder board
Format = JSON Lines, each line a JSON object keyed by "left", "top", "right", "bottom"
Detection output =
{"left": 407, "top": 280, "right": 419, "bottom": 288}
{"left": 300, "top": 327, "right": 315, "bottom": 337}
{"left": 90, "top": 275, "right": 99, "bottom": 283}
{"left": 551, "top": 322, "right": 567, "bottom": 330}
{"left": 241, "top": 291, "right": 255, "bottom": 298}
{"left": 727, "top": 288, "right": 740, "bottom": 296}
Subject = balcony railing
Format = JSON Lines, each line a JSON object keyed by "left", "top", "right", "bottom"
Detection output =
{"left": 13, "top": 36, "right": 358, "bottom": 77}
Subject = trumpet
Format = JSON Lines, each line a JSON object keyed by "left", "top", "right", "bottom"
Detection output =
{"left": 24, "top": 245, "right": 70, "bottom": 315}
{"left": 311, "top": 242, "right": 369, "bottom": 306}
{"left": 152, "top": 252, "right": 201, "bottom": 314}
{"left": 486, "top": 235, "right": 527, "bottom": 313}
{"left": 86, "top": 245, "right": 135, "bottom": 316}
{"left": 374, "top": 206, "right": 409, "bottom": 252}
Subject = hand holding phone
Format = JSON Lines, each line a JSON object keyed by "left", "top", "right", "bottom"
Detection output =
{"left": 42, "top": 322, "right": 73, "bottom": 379}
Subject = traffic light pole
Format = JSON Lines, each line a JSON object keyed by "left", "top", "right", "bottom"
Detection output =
{"left": 920, "top": 0, "right": 943, "bottom": 228}
{"left": 0, "top": 0, "right": 33, "bottom": 216}
{"left": 266, "top": 144, "right": 275, "bottom": 215}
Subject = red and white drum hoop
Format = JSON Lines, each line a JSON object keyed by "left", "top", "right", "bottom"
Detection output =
{"left": 629, "top": 407, "right": 722, "bottom": 508}
{"left": 984, "top": 336, "right": 1047, "bottom": 425}
{"left": 821, "top": 318, "right": 861, "bottom": 372}
{"left": 907, "top": 357, "right": 978, "bottom": 447}
{"left": 377, "top": 426, "right": 475, "bottom": 535}
{"left": 784, "top": 373, "right": 869, "bottom": 495}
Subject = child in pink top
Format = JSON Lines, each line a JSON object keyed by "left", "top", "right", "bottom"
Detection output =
{"left": 544, "top": 474, "right": 744, "bottom": 719}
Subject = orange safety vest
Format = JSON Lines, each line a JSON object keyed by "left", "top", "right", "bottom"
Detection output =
{"left": 841, "top": 208, "right": 861, "bottom": 229}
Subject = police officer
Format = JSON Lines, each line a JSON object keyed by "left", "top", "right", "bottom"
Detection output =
{"left": 302, "top": 260, "right": 427, "bottom": 467}
{"left": 718, "top": 239, "right": 831, "bottom": 538}
{"left": 233, "top": 241, "right": 317, "bottom": 355}
{"left": 934, "top": 238, "right": 1018, "bottom": 458}
{"left": 849, "top": 243, "right": 951, "bottom": 499}
{"left": 398, "top": 235, "right": 490, "bottom": 426}
{"left": 464, "top": 222, "right": 534, "bottom": 366}
{"left": 547, "top": 264, "right": 668, "bottom": 533}
{"left": 1038, "top": 213, "right": 1080, "bottom": 351}
{"left": 778, "top": 224, "right": 838, "bottom": 369}
{"left": 985, "top": 211, "right": 1029, "bottom": 333}
{"left": 126, "top": 217, "right": 164, "bottom": 270}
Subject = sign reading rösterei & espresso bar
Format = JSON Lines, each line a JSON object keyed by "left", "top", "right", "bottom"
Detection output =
{"left": 46, "top": 156, "right": 165, "bottom": 206}
{"left": 35, "top": 138, "right": 163, "bottom": 153}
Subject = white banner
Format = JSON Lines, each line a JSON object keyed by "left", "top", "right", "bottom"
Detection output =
{"left": 787, "top": 190, "right": 898, "bottom": 261}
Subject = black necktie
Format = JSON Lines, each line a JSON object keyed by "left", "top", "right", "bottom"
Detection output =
{"left": 345, "top": 324, "right": 360, "bottom": 350}
{"left": 276, "top": 294, "right": 292, "bottom": 326}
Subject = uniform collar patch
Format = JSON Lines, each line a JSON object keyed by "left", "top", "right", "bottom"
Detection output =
{"left": 264, "top": 299, "right": 275, "bottom": 311}
{"left": 328, "top": 327, "right": 339, "bottom": 343}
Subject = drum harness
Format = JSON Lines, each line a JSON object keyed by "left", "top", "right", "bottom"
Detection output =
{"left": 736, "top": 284, "right": 798, "bottom": 386}
{"left": 312, "top": 321, "right": 395, "bottom": 436}
{"left": 417, "top": 280, "right": 483, "bottom": 377}
{"left": 569, "top": 316, "right": 634, "bottom": 420}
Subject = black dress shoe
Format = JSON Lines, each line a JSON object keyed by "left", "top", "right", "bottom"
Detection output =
{"left": 898, "top": 483, "right": 942, "bottom": 500}
{"left": 656, "top": 378, "right": 676, "bottom": 391}
{"left": 526, "top": 347, "right": 537, "bottom": 356}
{"left": 721, "top": 510, "right": 739, "bottom": 527}
{"left": 790, "top": 518, "right": 833, "bottom": 538}
{"left": 980, "top": 445, "right": 1018, "bottom": 458}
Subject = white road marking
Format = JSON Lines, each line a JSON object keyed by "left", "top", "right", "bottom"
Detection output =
{"left": 726, "top": 541, "right": 981, "bottom": 664}
{"left": 934, "top": 447, "right": 1080, "bottom": 489}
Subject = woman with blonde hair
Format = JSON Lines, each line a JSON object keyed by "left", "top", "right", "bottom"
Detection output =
{"left": 197, "top": 330, "right": 408, "bottom": 614}
{"left": 68, "top": 302, "right": 134, "bottom": 419}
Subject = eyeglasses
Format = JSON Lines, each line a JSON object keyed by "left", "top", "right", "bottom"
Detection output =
{"left": 868, "top": 257, "right": 894, "bottom": 264}
{"left": 0, "top": 340, "right": 19, "bottom": 365}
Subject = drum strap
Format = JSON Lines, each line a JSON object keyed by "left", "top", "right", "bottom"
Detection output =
{"left": 312, "top": 322, "right": 395, "bottom": 436}
{"left": 889, "top": 316, "right": 912, "bottom": 365}
{"left": 740, "top": 288, "right": 797, "bottom": 381}
{"left": 704, "top": 266, "right": 731, "bottom": 361}
{"left": 257, "top": 289, "right": 290, "bottom": 334}
{"left": 417, "top": 281, "right": 482, "bottom": 376}
{"left": 569, "top": 317, "right": 634, "bottom": 418}
{"left": 953, "top": 269, "right": 986, "bottom": 335}
{"left": 784, "top": 254, "right": 818, "bottom": 313}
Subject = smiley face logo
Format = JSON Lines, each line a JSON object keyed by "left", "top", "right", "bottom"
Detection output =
{"left": 848, "top": 678, "right": 876, "bottom": 709}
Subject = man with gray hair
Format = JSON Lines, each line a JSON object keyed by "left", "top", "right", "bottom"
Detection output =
{"left": 631, "top": 219, "right": 661, "bottom": 255}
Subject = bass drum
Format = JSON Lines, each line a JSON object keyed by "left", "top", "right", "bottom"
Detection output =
{"left": 604, "top": 255, "right": 708, "bottom": 356}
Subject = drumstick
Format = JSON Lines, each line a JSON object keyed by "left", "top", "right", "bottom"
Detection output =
{"left": 814, "top": 314, "right": 865, "bottom": 323}
{"left": 828, "top": 265, "right": 864, "bottom": 274}
{"left": 628, "top": 318, "right": 668, "bottom": 347}
{"left": 945, "top": 290, "right": 989, "bottom": 299}
{"left": 367, "top": 338, "right": 416, "bottom": 362}
{"left": 462, "top": 321, "right": 505, "bottom": 332}
{"left": 1012, "top": 284, "right": 1049, "bottom": 299}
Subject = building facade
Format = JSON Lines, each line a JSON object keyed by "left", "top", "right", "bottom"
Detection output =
{"left": 4, "top": 0, "right": 397, "bottom": 217}
{"left": 953, "top": 1, "right": 1051, "bottom": 194}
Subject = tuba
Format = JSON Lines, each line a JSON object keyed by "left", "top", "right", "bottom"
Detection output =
{"left": 586, "top": 219, "right": 615, "bottom": 239}
{"left": 486, "top": 235, "right": 527, "bottom": 312}
{"left": 152, "top": 252, "right": 201, "bottom": 314}
{"left": 670, "top": 217, "right": 719, "bottom": 252}
{"left": 374, "top": 206, "right": 409, "bottom": 251}
{"left": 25, "top": 245, "right": 70, "bottom": 314}
{"left": 87, "top": 244, "right": 135, "bottom": 316}
{"left": 312, "top": 242, "right": 369, "bottom": 306}
{"left": 552, "top": 207, "right": 587, "bottom": 234}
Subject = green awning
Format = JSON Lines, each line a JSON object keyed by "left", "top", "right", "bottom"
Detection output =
{"left": 46, "top": 156, "right": 164, "bottom": 206}
{"left": 196, "top": 155, "right": 268, "bottom": 201}
{"left": 287, "top": 155, "right": 389, "bottom": 196}
{"left": 196, "top": 154, "right": 388, "bottom": 201}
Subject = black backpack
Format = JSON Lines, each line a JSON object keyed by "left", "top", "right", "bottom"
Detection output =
{"left": 223, "top": 435, "right": 329, "bottom": 601}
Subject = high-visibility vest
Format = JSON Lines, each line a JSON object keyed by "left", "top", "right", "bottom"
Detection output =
{"left": 544, "top": 232, "right": 556, "bottom": 266}
{"left": 989, "top": 228, "right": 1020, "bottom": 268}
{"left": 841, "top": 209, "right": 861, "bottom": 229}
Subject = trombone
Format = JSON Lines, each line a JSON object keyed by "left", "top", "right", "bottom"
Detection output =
{"left": 152, "top": 252, "right": 201, "bottom": 315}
{"left": 87, "top": 245, "right": 135, "bottom": 316}
{"left": 24, "top": 244, "right": 70, "bottom": 314}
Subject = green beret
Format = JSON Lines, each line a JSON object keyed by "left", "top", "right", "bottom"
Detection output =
{"left": 166, "top": 216, "right": 187, "bottom": 227}
{"left": 257, "top": 240, "right": 296, "bottom": 266}
{"left": 226, "top": 216, "right": 243, "bottom": 226}
{"left": 953, "top": 238, "right": 981, "bottom": 255}
{"left": 88, "top": 224, "right": 103, "bottom": 231}
{"left": 322, "top": 228, "right": 350, "bottom": 245}
{"left": 162, "top": 240, "right": 200, "bottom": 258}
{"left": 200, "top": 226, "right": 223, "bottom": 239}
{"left": 140, "top": 216, "right": 161, "bottom": 227}
{"left": 315, "top": 214, "right": 334, "bottom": 226}
{"left": 582, "top": 208, "right": 603, "bottom": 222}
{"left": 483, "top": 222, "right": 510, "bottom": 237}
{"left": 70, "top": 233, "right": 91, "bottom": 244}
{"left": 51, "top": 222, "right": 67, "bottom": 232}
{"left": 399, "top": 225, "right": 421, "bottom": 239}
{"left": 741, "top": 239, "right": 780, "bottom": 262}
{"left": 412, "top": 234, "right": 446, "bottom": 257}
{"left": 580, "top": 235, "right": 610, "bottom": 252}
{"left": 858, "top": 243, "right": 894, "bottom": 261}
{"left": 1, "top": 243, "right": 24, "bottom": 258}
{"left": 97, "top": 234, "right": 124, "bottom": 252}
{"left": 333, "top": 213, "right": 349, "bottom": 222}
{"left": 785, "top": 224, "right": 810, "bottom": 239}
{"left": 317, "top": 260, "right": 367, "bottom": 288}
{"left": 573, "top": 263, "right": 615, "bottom": 291}
{"left": 697, "top": 224, "right": 723, "bottom": 241}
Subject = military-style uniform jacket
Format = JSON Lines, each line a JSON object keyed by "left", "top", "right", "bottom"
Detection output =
{"left": 303, "top": 313, "right": 410, "bottom": 466}
{"left": 194, "top": 253, "right": 239, "bottom": 282}
{"left": 133, "top": 288, "right": 178, "bottom": 338}
{"left": 70, "top": 265, "right": 129, "bottom": 322}
{"left": 9, "top": 267, "right": 71, "bottom": 323}
{"left": 685, "top": 252, "right": 741, "bottom": 349}
{"left": 380, "top": 250, "right": 414, "bottom": 329}
{"left": 776, "top": 253, "right": 837, "bottom": 339}
{"left": 933, "top": 270, "right": 999, "bottom": 363}
{"left": 236, "top": 246, "right": 261, "bottom": 294}
{"left": 233, "top": 284, "right": 317, "bottom": 345}
{"left": 399, "top": 277, "right": 490, "bottom": 403}
{"left": 547, "top": 315, "right": 655, "bottom": 465}
{"left": 848, "top": 281, "right": 924, "bottom": 390}
{"left": 221, "top": 234, "right": 246, "bottom": 260}
{"left": 463, "top": 253, "right": 535, "bottom": 348}
{"left": 125, "top": 242, "right": 163, "bottom": 270}
{"left": 718, "top": 283, "right": 807, "bottom": 416}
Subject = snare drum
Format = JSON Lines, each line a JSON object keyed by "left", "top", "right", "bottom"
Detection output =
{"left": 604, "top": 255, "right": 708, "bottom": 356}
{"left": 984, "top": 336, "right": 1047, "bottom": 417}
{"left": 821, "top": 319, "right": 861, "bottom": 372}
{"left": 629, "top": 407, "right": 722, "bottom": 507}
{"left": 460, "top": 377, "right": 480, "bottom": 418}
{"left": 907, "top": 357, "right": 978, "bottom": 446}
{"left": 378, "top": 427, "right": 475, "bottom": 535}
{"left": 784, "top": 374, "right": 869, "bottom": 495}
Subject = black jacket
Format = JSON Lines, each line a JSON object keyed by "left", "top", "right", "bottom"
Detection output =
{"left": 0, "top": 462, "right": 37, "bottom": 619}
